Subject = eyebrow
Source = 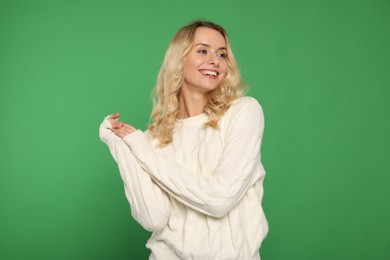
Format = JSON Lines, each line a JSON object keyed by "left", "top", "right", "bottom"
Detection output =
{"left": 194, "top": 43, "right": 227, "bottom": 51}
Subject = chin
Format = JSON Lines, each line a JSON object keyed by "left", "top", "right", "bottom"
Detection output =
{"left": 200, "top": 82, "right": 222, "bottom": 93}
{"left": 200, "top": 85, "right": 219, "bottom": 93}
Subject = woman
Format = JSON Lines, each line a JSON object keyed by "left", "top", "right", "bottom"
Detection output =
{"left": 99, "top": 20, "right": 268, "bottom": 260}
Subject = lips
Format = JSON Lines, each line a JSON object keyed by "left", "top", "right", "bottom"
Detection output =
{"left": 199, "top": 69, "right": 219, "bottom": 78}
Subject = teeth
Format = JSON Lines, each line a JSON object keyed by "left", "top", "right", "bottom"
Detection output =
{"left": 201, "top": 70, "right": 217, "bottom": 77}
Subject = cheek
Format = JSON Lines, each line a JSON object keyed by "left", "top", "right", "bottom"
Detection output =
{"left": 185, "top": 54, "right": 203, "bottom": 69}
{"left": 192, "top": 57, "right": 204, "bottom": 67}
{"left": 220, "top": 61, "right": 228, "bottom": 75}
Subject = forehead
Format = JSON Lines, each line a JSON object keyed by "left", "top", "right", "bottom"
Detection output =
{"left": 193, "top": 27, "right": 226, "bottom": 48}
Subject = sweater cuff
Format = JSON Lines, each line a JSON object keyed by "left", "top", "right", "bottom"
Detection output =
{"left": 99, "top": 115, "right": 115, "bottom": 145}
{"left": 122, "top": 130, "right": 151, "bottom": 159}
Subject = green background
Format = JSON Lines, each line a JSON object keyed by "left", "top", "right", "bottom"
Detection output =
{"left": 1, "top": 0, "right": 389, "bottom": 259}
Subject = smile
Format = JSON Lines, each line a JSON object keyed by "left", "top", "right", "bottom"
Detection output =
{"left": 199, "top": 70, "right": 219, "bottom": 78}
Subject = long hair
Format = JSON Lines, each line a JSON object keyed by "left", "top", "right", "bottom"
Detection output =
{"left": 148, "top": 20, "right": 246, "bottom": 147}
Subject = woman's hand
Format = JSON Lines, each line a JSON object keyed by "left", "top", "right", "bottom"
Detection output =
{"left": 108, "top": 113, "right": 137, "bottom": 138}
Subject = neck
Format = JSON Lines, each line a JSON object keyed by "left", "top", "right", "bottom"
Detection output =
{"left": 179, "top": 90, "right": 207, "bottom": 119}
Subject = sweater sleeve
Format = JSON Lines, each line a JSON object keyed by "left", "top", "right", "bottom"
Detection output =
{"left": 122, "top": 98, "right": 265, "bottom": 218}
{"left": 99, "top": 117, "right": 170, "bottom": 231}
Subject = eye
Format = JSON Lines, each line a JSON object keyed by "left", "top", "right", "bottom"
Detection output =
{"left": 218, "top": 53, "right": 227, "bottom": 59}
{"left": 197, "top": 49, "right": 207, "bottom": 54}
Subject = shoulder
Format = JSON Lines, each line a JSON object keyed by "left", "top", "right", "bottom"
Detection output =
{"left": 218, "top": 96, "right": 264, "bottom": 130}
{"left": 228, "top": 96, "right": 264, "bottom": 118}
{"left": 218, "top": 96, "right": 265, "bottom": 139}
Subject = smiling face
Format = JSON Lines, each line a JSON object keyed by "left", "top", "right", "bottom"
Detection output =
{"left": 181, "top": 27, "right": 228, "bottom": 96}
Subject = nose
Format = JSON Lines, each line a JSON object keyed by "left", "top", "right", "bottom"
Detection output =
{"left": 208, "top": 54, "right": 220, "bottom": 66}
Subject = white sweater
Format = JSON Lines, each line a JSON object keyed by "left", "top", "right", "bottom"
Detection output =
{"left": 99, "top": 96, "right": 268, "bottom": 260}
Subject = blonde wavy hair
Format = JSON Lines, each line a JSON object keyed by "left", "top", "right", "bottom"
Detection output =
{"left": 148, "top": 20, "right": 246, "bottom": 147}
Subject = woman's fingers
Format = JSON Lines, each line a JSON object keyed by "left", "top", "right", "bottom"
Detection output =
{"left": 107, "top": 113, "right": 137, "bottom": 136}
{"left": 108, "top": 113, "right": 124, "bottom": 129}
{"left": 109, "top": 113, "right": 120, "bottom": 120}
{"left": 112, "top": 123, "right": 137, "bottom": 138}
{"left": 113, "top": 121, "right": 124, "bottom": 129}
{"left": 109, "top": 120, "right": 120, "bottom": 129}
{"left": 113, "top": 128, "right": 129, "bottom": 138}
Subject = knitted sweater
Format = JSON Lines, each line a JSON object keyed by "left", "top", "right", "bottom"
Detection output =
{"left": 99, "top": 96, "right": 268, "bottom": 260}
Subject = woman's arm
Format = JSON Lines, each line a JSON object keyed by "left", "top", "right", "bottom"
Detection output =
{"left": 122, "top": 98, "right": 265, "bottom": 218}
{"left": 99, "top": 117, "right": 170, "bottom": 232}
